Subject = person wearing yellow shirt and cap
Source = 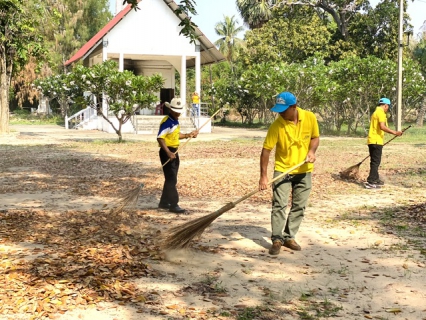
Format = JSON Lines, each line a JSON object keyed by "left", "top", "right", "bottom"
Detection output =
{"left": 365, "top": 97, "right": 402, "bottom": 189}
{"left": 259, "top": 91, "right": 320, "bottom": 255}
{"left": 157, "top": 97, "right": 198, "bottom": 214}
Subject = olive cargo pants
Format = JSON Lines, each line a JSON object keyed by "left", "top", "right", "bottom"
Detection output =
{"left": 270, "top": 172, "right": 312, "bottom": 243}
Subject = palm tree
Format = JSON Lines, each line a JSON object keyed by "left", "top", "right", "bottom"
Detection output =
{"left": 214, "top": 15, "right": 245, "bottom": 64}
{"left": 236, "top": 0, "right": 275, "bottom": 29}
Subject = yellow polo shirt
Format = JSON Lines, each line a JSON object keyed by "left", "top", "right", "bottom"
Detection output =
{"left": 157, "top": 115, "right": 180, "bottom": 148}
{"left": 192, "top": 94, "right": 200, "bottom": 104}
{"left": 263, "top": 108, "right": 319, "bottom": 174}
{"left": 367, "top": 107, "right": 387, "bottom": 145}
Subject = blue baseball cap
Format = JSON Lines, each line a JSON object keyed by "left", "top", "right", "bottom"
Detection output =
{"left": 379, "top": 97, "right": 391, "bottom": 106}
{"left": 271, "top": 92, "right": 297, "bottom": 113}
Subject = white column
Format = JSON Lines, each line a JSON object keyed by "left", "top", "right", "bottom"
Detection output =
{"left": 102, "top": 40, "right": 108, "bottom": 62}
{"left": 119, "top": 52, "right": 124, "bottom": 72}
{"left": 180, "top": 55, "right": 187, "bottom": 117}
{"left": 102, "top": 39, "right": 108, "bottom": 130}
{"left": 195, "top": 52, "right": 201, "bottom": 100}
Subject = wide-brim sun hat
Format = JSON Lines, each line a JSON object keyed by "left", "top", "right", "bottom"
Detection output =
{"left": 271, "top": 91, "right": 297, "bottom": 113}
{"left": 165, "top": 98, "right": 184, "bottom": 113}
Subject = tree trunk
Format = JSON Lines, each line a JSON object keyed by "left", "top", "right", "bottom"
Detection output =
{"left": 416, "top": 98, "right": 426, "bottom": 127}
{"left": 0, "top": 43, "right": 14, "bottom": 135}
{"left": 0, "top": 54, "right": 10, "bottom": 134}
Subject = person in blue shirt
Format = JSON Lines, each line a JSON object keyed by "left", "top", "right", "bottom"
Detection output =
{"left": 157, "top": 98, "right": 198, "bottom": 214}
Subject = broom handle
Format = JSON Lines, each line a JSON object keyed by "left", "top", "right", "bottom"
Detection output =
{"left": 383, "top": 125, "right": 411, "bottom": 146}
{"left": 162, "top": 108, "right": 221, "bottom": 167}
{"left": 231, "top": 160, "right": 307, "bottom": 207}
{"left": 358, "top": 125, "right": 412, "bottom": 165}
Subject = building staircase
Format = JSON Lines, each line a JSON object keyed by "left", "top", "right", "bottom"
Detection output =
{"left": 66, "top": 108, "right": 199, "bottom": 134}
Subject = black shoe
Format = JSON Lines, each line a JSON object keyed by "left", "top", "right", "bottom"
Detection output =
{"left": 169, "top": 205, "right": 186, "bottom": 214}
{"left": 158, "top": 203, "right": 170, "bottom": 209}
{"left": 375, "top": 179, "right": 385, "bottom": 186}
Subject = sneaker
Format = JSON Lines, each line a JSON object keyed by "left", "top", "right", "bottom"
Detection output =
{"left": 158, "top": 203, "right": 170, "bottom": 209}
{"left": 269, "top": 240, "right": 282, "bottom": 255}
{"left": 365, "top": 182, "right": 382, "bottom": 189}
{"left": 169, "top": 205, "right": 186, "bottom": 214}
{"left": 367, "top": 180, "right": 384, "bottom": 186}
{"left": 283, "top": 239, "right": 301, "bottom": 251}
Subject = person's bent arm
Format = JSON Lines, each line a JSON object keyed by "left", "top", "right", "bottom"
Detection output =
{"left": 307, "top": 137, "right": 319, "bottom": 163}
{"left": 157, "top": 138, "right": 176, "bottom": 159}
{"left": 259, "top": 148, "right": 271, "bottom": 190}
{"left": 179, "top": 130, "right": 199, "bottom": 139}
{"left": 379, "top": 122, "right": 402, "bottom": 136}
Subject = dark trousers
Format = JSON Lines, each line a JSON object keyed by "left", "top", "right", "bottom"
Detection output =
{"left": 367, "top": 144, "right": 383, "bottom": 183}
{"left": 159, "top": 147, "right": 179, "bottom": 206}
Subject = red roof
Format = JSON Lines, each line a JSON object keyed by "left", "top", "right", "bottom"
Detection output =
{"left": 65, "top": 0, "right": 225, "bottom": 67}
{"left": 64, "top": 3, "right": 133, "bottom": 66}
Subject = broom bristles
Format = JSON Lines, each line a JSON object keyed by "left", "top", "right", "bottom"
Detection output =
{"left": 339, "top": 163, "right": 361, "bottom": 180}
{"left": 162, "top": 202, "right": 235, "bottom": 250}
{"left": 111, "top": 184, "right": 144, "bottom": 213}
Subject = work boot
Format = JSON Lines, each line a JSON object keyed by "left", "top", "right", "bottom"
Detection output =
{"left": 283, "top": 239, "right": 301, "bottom": 251}
{"left": 269, "top": 240, "right": 282, "bottom": 255}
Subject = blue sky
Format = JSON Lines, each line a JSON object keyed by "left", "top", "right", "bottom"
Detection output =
{"left": 109, "top": 0, "right": 425, "bottom": 42}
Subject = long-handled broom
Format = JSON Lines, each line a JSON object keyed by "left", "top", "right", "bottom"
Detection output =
{"left": 162, "top": 160, "right": 307, "bottom": 250}
{"left": 339, "top": 125, "right": 411, "bottom": 180}
{"left": 111, "top": 108, "right": 221, "bottom": 213}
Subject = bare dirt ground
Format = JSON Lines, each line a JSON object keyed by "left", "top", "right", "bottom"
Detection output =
{"left": 0, "top": 124, "right": 425, "bottom": 320}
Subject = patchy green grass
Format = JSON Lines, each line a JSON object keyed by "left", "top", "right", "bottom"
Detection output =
{"left": 10, "top": 111, "right": 64, "bottom": 125}
{"left": 297, "top": 292, "right": 343, "bottom": 320}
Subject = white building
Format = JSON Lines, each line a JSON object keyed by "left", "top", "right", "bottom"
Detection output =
{"left": 65, "top": 0, "right": 225, "bottom": 134}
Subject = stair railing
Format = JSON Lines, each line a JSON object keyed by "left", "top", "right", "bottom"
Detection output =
{"left": 65, "top": 107, "right": 97, "bottom": 129}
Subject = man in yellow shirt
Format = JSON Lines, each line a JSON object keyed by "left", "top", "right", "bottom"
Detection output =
{"left": 157, "top": 98, "right": 198, "bottom": 214}
{"left": 366, "top": 97, "right": 402, "bottom": 189}
{"left": 259, "top": 92, "right": 320, "bottom": 255}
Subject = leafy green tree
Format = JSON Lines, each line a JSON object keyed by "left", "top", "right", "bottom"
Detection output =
{"left": 236, "top": 0, "right": 276, "bottom": 29}
{"left": 347, "top": 0, "right": 407, "bottom": 60}
{"left": 42, "top": 0, "right": 111, "bottom": 74}
{"left": 228, "top": 55, "right": 425, "bottom": 131}
{"left": 33, "top": 73, "right": 84, "bottom": 117}
{"left": 0, "top": 0, "right": 45, "bottom": 134}
{"left": 240, "top": 6, "right": 331, "bottom": 66}
{"left": 71, "top": 61, "right": 164, "bottom": 142}
{"left": 240, "top": 0, "right": 370, "bottom": 41}
{"left": 214, "top": 15, "right": 245, "bottom": 65}
{"left": 413, "top": 35, "right": 426, "bottom": 126}
{"left": 9, "top": 0, "right": 111, "bottom": 119}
